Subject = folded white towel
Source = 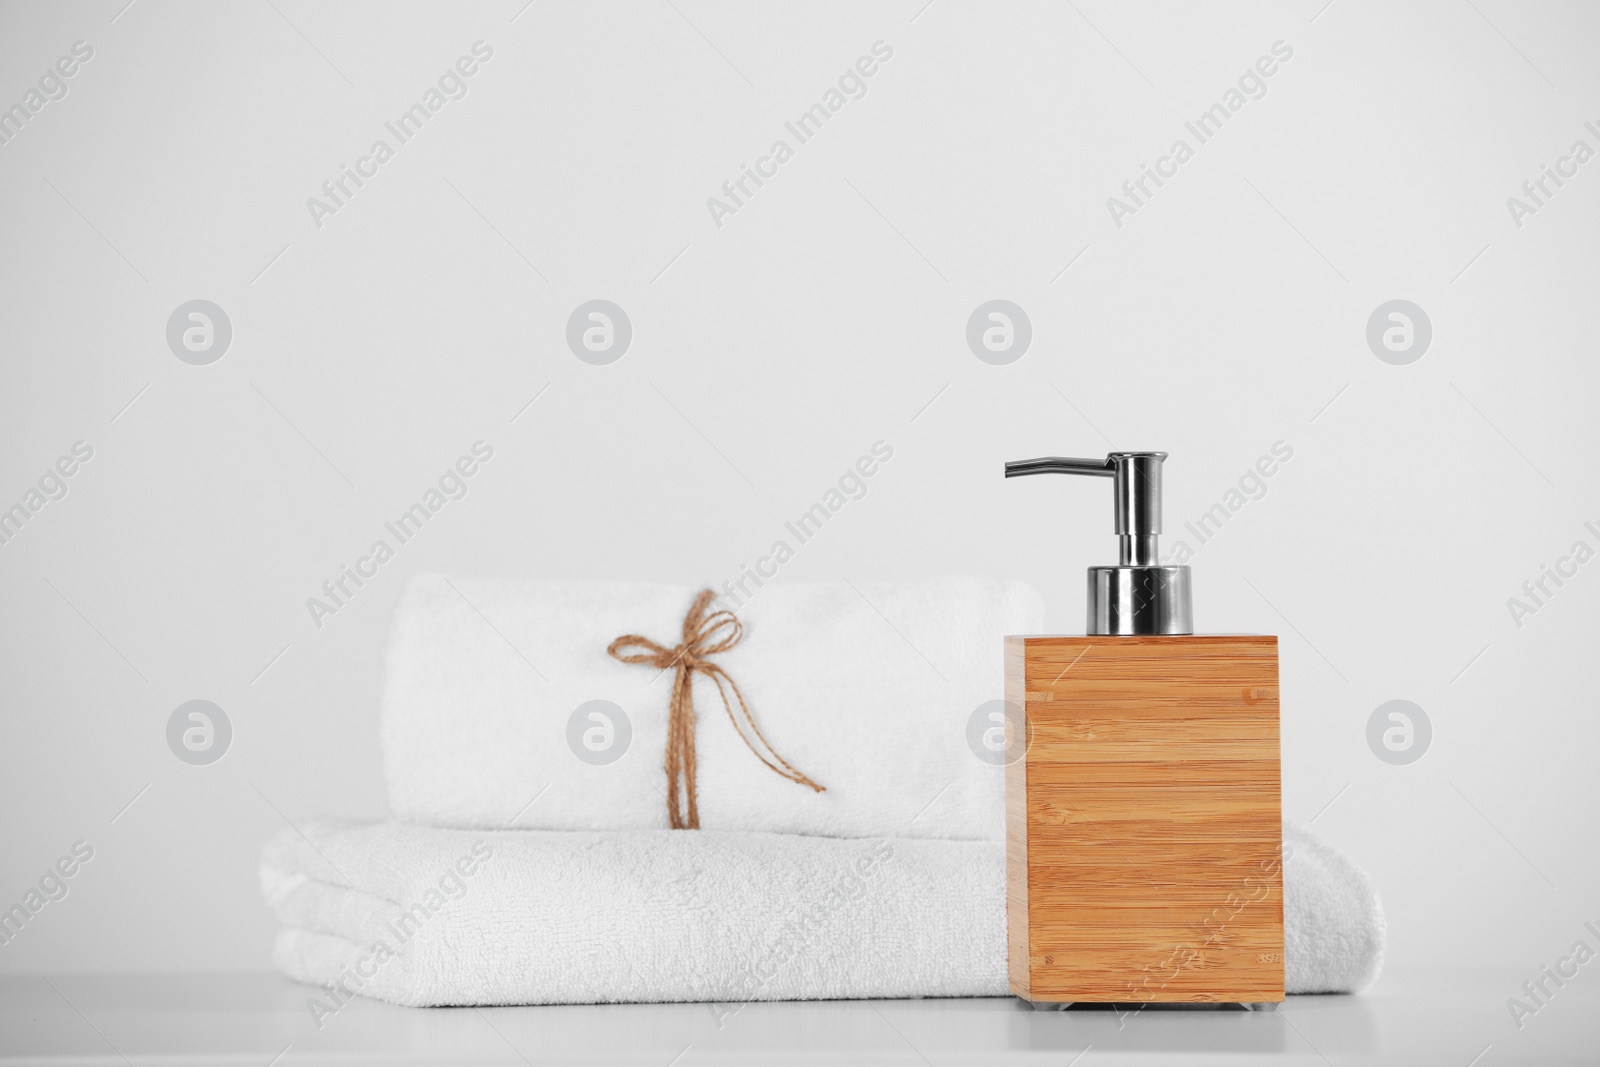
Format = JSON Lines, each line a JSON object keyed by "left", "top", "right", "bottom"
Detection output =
{"left": 262, "top": 819, "right": 1383, "bottom": 1008}
{"left": 381, "top": 575, "right": 1044, "bottom": 839}
{"left": 264, "top": 819, "right": 1005, "bottom": 1010}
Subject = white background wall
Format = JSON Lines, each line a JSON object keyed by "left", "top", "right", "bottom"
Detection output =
{"left": 1, "top": 0, "right": 1595, "bottom": 978}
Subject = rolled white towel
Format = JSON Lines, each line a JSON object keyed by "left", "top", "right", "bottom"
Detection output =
{"left": 1283, "top": 821, "right": 1386, "bottom": 994}
{"left": 380, "top": 575, "right": 1044, "bottom": 839}
{"left": 262, "top": 819, "right": 1384, "bottom": 1008}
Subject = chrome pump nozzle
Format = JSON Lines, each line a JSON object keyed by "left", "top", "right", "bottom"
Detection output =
{"left": 1005, "top": 451, "right": 1193, "bottom": 636}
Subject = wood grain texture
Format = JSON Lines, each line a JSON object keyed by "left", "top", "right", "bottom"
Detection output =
{"left": 1003, "top": 635, "right": 1284, "bottom": 1004}
{"left": 1004, "top": 639, "right": 1031, "bottom": 999}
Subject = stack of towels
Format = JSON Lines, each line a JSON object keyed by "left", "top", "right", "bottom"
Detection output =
{"left": 261, "top": 575, "right": 1385, "bottom": 1007}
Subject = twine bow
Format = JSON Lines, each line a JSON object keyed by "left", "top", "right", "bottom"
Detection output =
{"left": 607, "top": 589, "right": 824, "bottom": 829}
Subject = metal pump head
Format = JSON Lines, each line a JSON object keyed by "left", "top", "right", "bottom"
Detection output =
{"left": 1005, "top": 451, "right": 1194, "bottom": 636}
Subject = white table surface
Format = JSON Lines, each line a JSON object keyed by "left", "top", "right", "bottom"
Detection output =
{"left": 1, "top": 967, "right": 1594, "bottom": 1065}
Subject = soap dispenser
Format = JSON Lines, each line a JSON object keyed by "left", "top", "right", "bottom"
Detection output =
{"left": 1002, "top": 451, "right": 1284, "bottom": 1009}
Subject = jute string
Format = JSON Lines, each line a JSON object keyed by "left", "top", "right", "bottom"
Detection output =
{"left": 607, "top": 589, "right": 824, "bottom": 829}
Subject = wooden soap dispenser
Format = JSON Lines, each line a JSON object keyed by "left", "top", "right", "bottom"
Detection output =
{"left": 1002, "top": 451, "right": 1284, "bottom": 1010}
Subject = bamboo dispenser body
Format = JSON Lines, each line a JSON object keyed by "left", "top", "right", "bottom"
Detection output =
{"left": 1004, "top": 634, "right": 1285, "bottom": 1004}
